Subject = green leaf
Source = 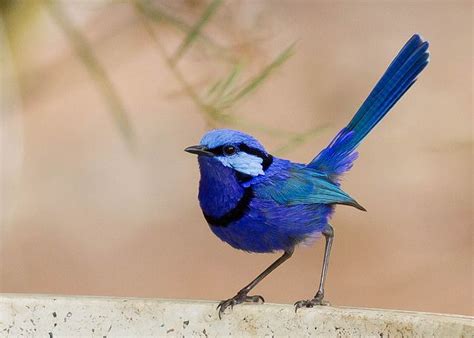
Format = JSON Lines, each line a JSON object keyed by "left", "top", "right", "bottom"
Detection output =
{"left": 45, "top": 0, "right": 135, "bottom": 149}
{"left": 207, "top": 62, "right": 243, "bottom": 102}
{"left": 171, "top": 0, "right": 224, "bottom": 64}
{"left": 219, "top": 43, "right": 295, "bottom": 108}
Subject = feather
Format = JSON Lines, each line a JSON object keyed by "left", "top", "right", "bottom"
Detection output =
{"left": 308, "top": 34, "right": 430, "bottom": 178}
{"left": 256, "top": 166, "right": 366, "bottom": 211}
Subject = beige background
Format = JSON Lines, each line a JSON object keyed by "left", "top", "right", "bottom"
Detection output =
{"left": 1, "top": 1, "right": 472, "bottom": 316}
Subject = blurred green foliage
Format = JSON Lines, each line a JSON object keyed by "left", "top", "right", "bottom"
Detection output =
{"left": 2, "top": 0, "right": 325, "bottom": 154}
{"left": 171, "top": 0, "right": 224, "bottom": 64}
{"left": 45, "top": 0, "right": 136, "bottom": 148}
{"left": 135, "top": 0, "right": 324, "bottom": 154}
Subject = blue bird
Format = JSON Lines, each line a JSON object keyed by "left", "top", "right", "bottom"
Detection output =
{"left": 185, "top": 34, "right": 429, "bottom": 318}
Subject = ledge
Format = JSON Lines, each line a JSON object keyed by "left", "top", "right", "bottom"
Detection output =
{"left": 1, "top": 294, "right": 472, "bottom": 336}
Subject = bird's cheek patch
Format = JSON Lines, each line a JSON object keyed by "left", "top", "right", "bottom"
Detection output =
{"left": 216, "top": 153, "right": 264, "bottom": 177}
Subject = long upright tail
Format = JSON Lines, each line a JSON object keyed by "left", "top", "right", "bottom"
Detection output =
{"left": 308, "top": 34, "right": 430, "bottom": 179}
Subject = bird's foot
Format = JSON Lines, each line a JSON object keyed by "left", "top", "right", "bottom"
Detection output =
{"left": 294, "top": 292, "right": 330, "bottom": 312}
{"left": 217, "top": 291, "right": 264, "bottom": 319}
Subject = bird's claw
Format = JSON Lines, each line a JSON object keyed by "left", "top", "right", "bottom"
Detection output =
{"left": 217, "top": 292, "right": 265, "bottom": 319}
{"left": 294, "top": 293, "right": 330, "bottom": 312}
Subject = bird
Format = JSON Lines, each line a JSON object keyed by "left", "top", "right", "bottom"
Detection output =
{"left": 185, "top": 34, "right": 429, "bottom": 318}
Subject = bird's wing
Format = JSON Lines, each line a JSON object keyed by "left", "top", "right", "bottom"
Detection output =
{"left": 255, "top": 167, "right": 365, "bottom": 210}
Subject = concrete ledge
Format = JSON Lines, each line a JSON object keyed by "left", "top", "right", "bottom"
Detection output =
{"left": 1, "top": 294, "right": 472, "bottom": 337}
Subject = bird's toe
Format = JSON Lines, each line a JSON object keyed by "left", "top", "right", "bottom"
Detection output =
{"left": 294, "top": 297, "right": 331, "bottom": 312}
{"left": 246, "top": 294, "right": 265, "bottom": 304}
{"left": 217, "top": 293, "right": 265, "bottom": 318}
{"left": 217, "top": 298, "right": 236, "bottom": 319}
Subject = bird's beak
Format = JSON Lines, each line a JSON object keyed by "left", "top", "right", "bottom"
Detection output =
{"left": 184, "top": 145, "right": 214, "bottom": 157}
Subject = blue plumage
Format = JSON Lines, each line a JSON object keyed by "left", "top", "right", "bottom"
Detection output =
{"left": 185, "top": 34, "right": 430, "bottom": 317}
{"left": 199, "top": 155, "right": 336, "bottom": 252}
{"left": 309, "top": 34, "right": 429, "bottom": 178}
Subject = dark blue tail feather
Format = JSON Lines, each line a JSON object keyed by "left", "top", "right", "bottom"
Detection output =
{"left": 308, "top": 34, "right": 429, "bottom": 178}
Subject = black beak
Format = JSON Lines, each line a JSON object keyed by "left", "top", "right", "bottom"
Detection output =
{"left": 184, "top": 145, "right": 214, "bottom": 157}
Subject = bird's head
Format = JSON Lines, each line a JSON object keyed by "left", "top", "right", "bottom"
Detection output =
{"left": 185, "top": 129, "right": 273, "bottom": 178}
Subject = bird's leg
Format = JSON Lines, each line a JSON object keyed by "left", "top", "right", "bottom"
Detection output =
{"left": 295, "top": 224, "right": 334, "bottom": 311}
{"left": 217, "top": 248, "right": 294, "bottom": 319}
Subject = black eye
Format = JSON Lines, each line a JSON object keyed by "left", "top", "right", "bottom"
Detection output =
{"left": 223, "top": 145, "right": 237, "bottom": 156}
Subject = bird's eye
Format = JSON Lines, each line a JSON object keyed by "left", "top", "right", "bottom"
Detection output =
{"left": 223, "top": 145, "right": 237, "bottom": 156}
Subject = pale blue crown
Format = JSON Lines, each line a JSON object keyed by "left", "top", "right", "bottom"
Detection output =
{"left": 200, "top": 129, "right": 267, "bottom": 152}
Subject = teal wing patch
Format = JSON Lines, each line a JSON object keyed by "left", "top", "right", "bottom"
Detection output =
{"left": 257, "top": 167, "right": 366, "bottom": 210}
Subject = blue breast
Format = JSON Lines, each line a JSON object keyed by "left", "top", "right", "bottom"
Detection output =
{"left": 198, "top": 156, "right": 245, "bottom": 218}
{"left": 197, "top": 157, "right": 333, "bottom": 253}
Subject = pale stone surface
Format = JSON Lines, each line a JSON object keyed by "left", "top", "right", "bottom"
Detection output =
{"left": 1, "top": 294, "right": 472, "bottom": 337}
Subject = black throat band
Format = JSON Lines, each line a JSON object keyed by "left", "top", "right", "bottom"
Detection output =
{"left": 203, "top": 187, "right": 254, "bottom": 227}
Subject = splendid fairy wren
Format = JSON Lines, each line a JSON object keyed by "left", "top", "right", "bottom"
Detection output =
{"left": 185, "top": 34, "right": 429, "bottom": 318}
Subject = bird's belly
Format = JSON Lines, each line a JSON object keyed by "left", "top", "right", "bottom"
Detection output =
{"left": 208, "top": 203, "right": 334, "bottom": 253}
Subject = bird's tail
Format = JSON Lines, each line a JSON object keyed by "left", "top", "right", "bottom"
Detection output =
{"left": 308, "top": 34, "right": 429, "bottom": 180}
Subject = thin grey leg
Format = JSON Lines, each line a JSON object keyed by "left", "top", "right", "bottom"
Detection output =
{"left": 295, "top": 224, "right": 334, "bottom": 311}
{"left": 217, "top": 248, "right": 294, "bottom": 318}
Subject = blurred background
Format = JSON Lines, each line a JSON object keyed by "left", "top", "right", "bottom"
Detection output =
{"left": 1, "top": 0, "right": 472, "bottom": 316}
